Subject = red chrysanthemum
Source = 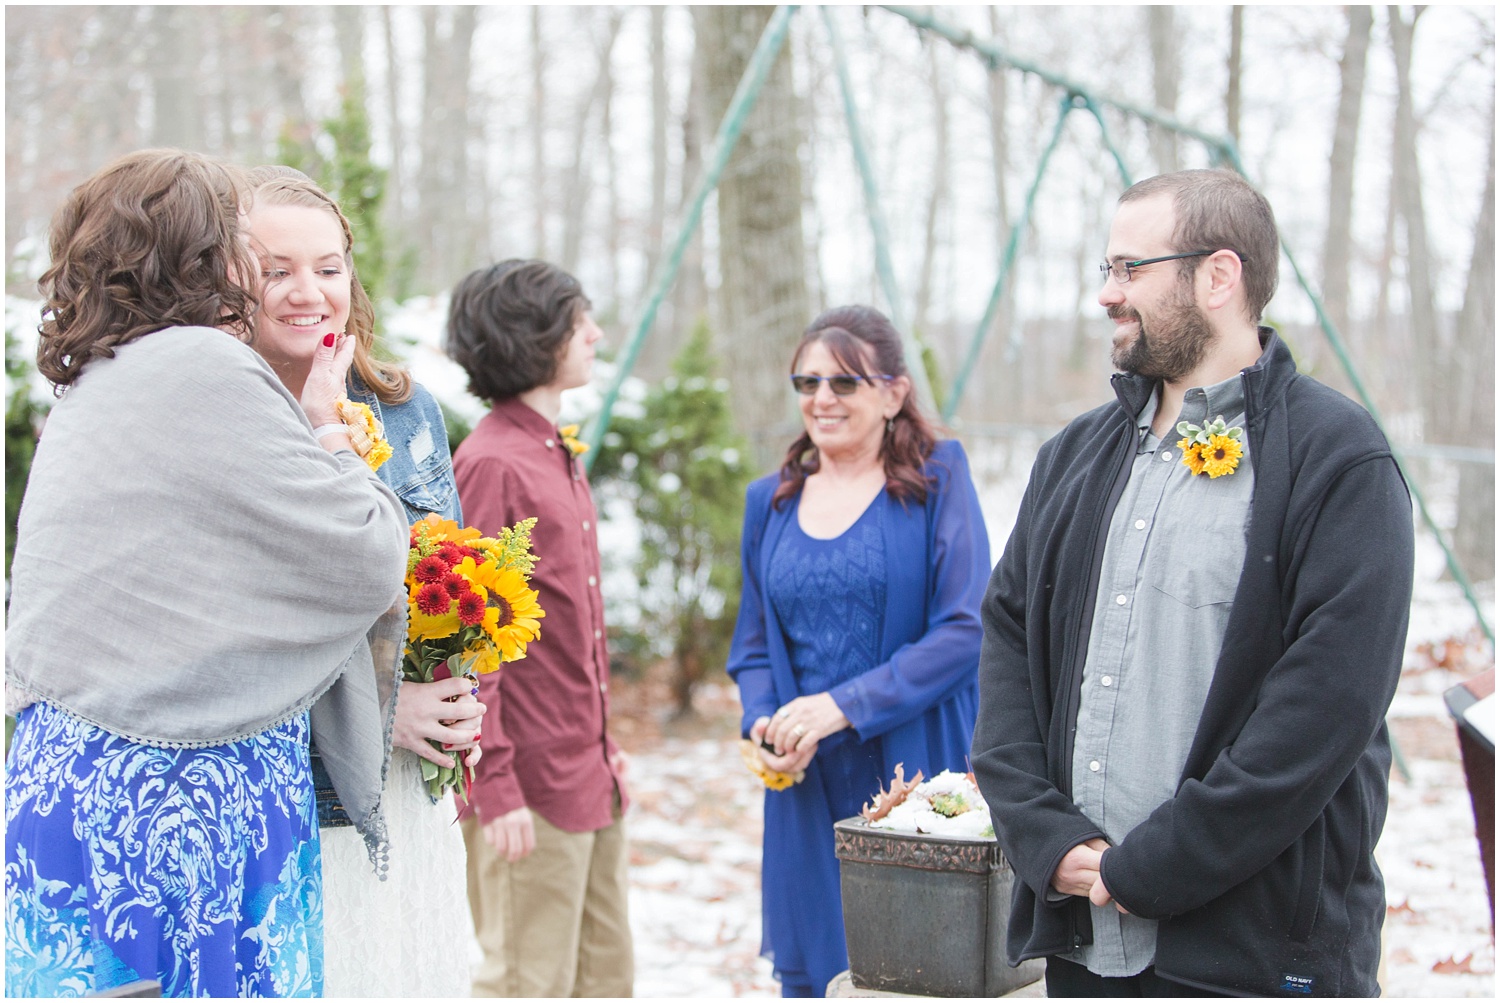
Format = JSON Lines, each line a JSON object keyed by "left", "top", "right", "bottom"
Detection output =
{"left": 457, "top": 589, "right": 487, "bottom": 626}
{"left": 462, "top": 546, "right": 486, "bottom": 563}
{"left": 412, "top": 554, "right": 451, "bottom": 584}
{"left": 415, "top": 582, "right": 452, "bottom": 616}
{"left": 436, "top": 543, "right": 467, "bottom": 567}
{"left": 441, "top": 573, "right": 466, "bottom": 600}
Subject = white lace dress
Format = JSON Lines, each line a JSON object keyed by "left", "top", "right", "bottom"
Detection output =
{"left": 320, "top": 747, "right": 473, "bottom": 997}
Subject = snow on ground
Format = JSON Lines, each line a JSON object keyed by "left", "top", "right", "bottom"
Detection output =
{"left": 606, "top": 448, "right": 1494, "bottom": 997}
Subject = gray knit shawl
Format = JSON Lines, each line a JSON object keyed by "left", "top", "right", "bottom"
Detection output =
{"left": 6, "top": 326, "right": 409, "bottom": 869}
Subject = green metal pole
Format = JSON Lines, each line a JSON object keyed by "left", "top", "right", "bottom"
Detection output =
{"left": 822, "top": 7, "right": 936, "bottom": 411}
{"left": 1078, "top": 94, "right": 1135, "bottom": 191}
{"left": 889, "top": 5, "right": 1492, "bottom": 641}
{"left": 942, "top": 93, "right": 1076, "bottom": 424}
{"left": 881, "top": 5, "right": 1230, "bottom": 150}
{"left": 582, "top": 5, "right": 800, "bottom": 468}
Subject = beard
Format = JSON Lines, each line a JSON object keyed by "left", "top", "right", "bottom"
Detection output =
{"left": 1109, "top": 287, "right": 1216, "bottom": 382}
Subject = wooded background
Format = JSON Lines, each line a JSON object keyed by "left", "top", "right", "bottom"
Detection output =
{"left": 5, "top": 5, "right": 1495, "bottom": 582}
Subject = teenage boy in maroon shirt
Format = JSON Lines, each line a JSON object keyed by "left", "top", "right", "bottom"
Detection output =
{"left": 445, "top": 260, "right": 633, "bottom": 997}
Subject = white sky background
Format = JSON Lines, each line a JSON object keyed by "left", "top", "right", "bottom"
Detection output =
{"left": 343, "top": 5, "right": 1494, "bottom": 341}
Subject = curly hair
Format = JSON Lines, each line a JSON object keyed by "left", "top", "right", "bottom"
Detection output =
{"left": 37, "top": 149, "right": 259, "bottom": 389}
{"left": 243, "top": 165, "right": 412, "bottom": 406}
{"left": 772, "top": 305, "right": 939, "bottom": 510}
{"left": 444, "top": 259, "right": 591, "bottom": 402}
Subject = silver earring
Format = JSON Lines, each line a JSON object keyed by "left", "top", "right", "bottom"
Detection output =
{"left": 886, "top": 417, "right": 895, "bottom": 434}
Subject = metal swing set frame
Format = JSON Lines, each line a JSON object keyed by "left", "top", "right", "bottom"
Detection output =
{"left": 578, "top": 4, "right": 1492, "bottom": 660}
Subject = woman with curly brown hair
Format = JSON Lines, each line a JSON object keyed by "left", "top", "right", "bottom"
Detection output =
{"left": 728, "top": 305, "right": 991, "bottom": 996}
{"left": 5, "top": 150, "right": 409, "bottom": 997}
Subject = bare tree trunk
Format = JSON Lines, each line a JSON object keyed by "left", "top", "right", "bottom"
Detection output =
{"left": 667, "top": 32, "right": 709, "bottom": 360}
{"left": 602, "top": 37, "right": 621, "bottom": 314}
{"left": 268, "top": 6, "right": 311, "bottom": 144}
{"left": 148, "top": 7, "right": 204, "bottom": 151}
{"left": 560, "top": 10, "right": 624, "bottom": 277}
{"left": 694, "top": 5, "right": 810, "bottom": 461}
{"left": 1226, "top": 6, "right": 1244, "bottom": 145}
{"left": 1148, "top": 7, "right": 1180, "bottom": 172}
{"left": 416, "top": 6, "right": 478, "bottom": 292}
{"left": 646, "top": 6, "right": 668, "bottom": 287}
{"left": 381, "top": 7, "right": 408, "bottom": 262}
{"left": 913, "top": 41, "right": 950, "bottom": 342}
{"left": 985, "top": 5, "right": 1016, "bottom": 424}
{"left": 1452, "top": 116, "right": 1495, "bottom": 581}
{"left": 1389, "top": 6, "right": 1441, "bottom": 426}
{"left": 531, "top": 7, "right": 547, "bottom": 258}
{"left": 1322, "top": 5, "right": 1372, "bottom": 340}
{"left": 333, "top": 6, "right": 364, "bottom": 93}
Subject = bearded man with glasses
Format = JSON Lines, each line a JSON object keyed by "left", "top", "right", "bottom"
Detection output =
{"left": 972, "top": 169, "right": 1414, "bottom": 997}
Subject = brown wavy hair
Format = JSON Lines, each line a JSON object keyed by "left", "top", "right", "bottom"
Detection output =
{"left": 36, "top": 149, "right": 259, "bottom": 389}
{"left": 772, "top": 305, "right": 938, "bottom": 510}
{"left": 243, "top": 166, "right": 412, "bottom": 405}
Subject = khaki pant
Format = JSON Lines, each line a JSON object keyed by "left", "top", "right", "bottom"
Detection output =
{"left": 462, "top": 808, "right": 634, "bottom": 997}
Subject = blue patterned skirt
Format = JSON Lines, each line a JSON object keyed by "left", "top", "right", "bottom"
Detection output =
{"left": 5, "top": 702, "right": 324, "bottom": 997}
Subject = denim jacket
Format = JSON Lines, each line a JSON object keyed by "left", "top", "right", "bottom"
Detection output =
{"left": 313, "top": 373, "right": 461, "bottom": 827}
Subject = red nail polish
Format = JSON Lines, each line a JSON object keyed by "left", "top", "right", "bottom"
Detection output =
{"left": 323, "top": 333, "right": 336, "bottom": 348}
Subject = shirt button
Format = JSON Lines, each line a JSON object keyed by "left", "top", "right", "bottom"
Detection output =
{"left": 1101, "top": 675, "right": 1113, "bottom": 687}
{"left": 545, "top": 438, "right": 556, "bottom": 448}
{"left": 1160, "top": 450, "right": 1173, "bottom": 462}
{"left": 1115, "top": 594, "right": 1128, "bottom": 606}
{"left": 1134, "top": 519, "right": 1146, "bottom": 530}
{"left": 1089, "top": 760, "right": 1101, "bottom": 772}
{"left": 600, "top": 682, "right": 608, "bottom": 694}
{"left": 594, "top": 628, "right": 602, "bottom": 639}
{"left": 583, "top": 520, "right": 591, "bottom": 531}
{"left": 588, "top": 575, "right": 597, "bottom": 587}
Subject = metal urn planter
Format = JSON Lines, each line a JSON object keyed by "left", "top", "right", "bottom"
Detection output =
{"left": 833, "top": 817, "right": 1044, "bottom": 997}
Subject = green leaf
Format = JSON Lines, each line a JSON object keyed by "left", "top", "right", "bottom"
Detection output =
{"left": 420, "top": 758, "right": 440, "bottom": 782}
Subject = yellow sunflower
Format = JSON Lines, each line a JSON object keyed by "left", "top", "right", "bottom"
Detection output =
{"left": 1201, "top": 433, "right": 1244, "bottom": 478}
{"left": 738, "top": 739, "right": 804, "bottom": 790}
{"left": 408, "top": 604, "right": 461, "bottom": 642}
{"left": 485, "top": 574, "right": 545, "bottom": 663}
{"left": 1177, "top": 437, "right": 1207, "bottom": 476}
{"left": 559, "top": 423, "right": 590, "bottom": 457}
{"left": 365, "top": 438, "right": 393, "bottom": 472}
{"left": 413, "top": 514, "right": 482, "bottom": 546}
{"left": 465, "top": 644, "right": 501, "bottom": 676}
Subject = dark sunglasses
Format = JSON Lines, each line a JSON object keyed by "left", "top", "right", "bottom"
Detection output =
{"left": 790, "top": 373, "right": 892, "bottom": 396}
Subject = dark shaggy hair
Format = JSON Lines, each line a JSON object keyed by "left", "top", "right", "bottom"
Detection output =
{"left": 37, "top": 149, "right": 260, "bottom": 389}
{"left": 1119, "top": 168, "right": 1280, "bottom": 323}
{"left": 443, "top": 259, "right": 591, "bottom": 402}
{"left": 772, "top": 305, "right": 939, "bottom": 510}
{"left": 244, "top": 165, "right": 412, "bottom": 405}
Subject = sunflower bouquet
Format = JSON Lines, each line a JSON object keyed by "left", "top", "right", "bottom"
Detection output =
{"left": 403, "top": 514, "right": 545, "bottom": 801}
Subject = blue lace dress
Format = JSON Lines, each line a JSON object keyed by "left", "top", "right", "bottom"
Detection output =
{"left": 5, "top": 702, "right": 323, "bottom": 997}
{"left": 762, "top": 494, "right": 889, "bottom": 997}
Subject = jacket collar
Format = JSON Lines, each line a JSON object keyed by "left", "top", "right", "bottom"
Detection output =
{"left": 1111, "top": 326, "right": 1291, "bottom": 426}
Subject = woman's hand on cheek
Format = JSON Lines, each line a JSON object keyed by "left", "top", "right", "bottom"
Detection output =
{"left": 300, "top": 332, "right": 356, "bottom": 427}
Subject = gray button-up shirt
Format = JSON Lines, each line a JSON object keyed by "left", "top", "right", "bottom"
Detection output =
{"left": 1065, "top": 374, "right": 1254, "bottom": 977}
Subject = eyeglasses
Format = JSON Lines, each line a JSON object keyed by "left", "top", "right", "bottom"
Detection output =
{"left": 1099, "top": 251, "right": 1216, "bottom": 284}
{"left": 790, "top": 373, "right": 892, "bottom": 396}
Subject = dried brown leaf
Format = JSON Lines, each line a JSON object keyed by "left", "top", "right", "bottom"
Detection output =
{"left": 860, "top": 762, "right": 925, "bottom": 822}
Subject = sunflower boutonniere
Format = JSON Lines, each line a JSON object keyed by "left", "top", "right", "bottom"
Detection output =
{"left": 559, "top": 423, "right": 590, "bottom": 458}
{"left": 1176, "top": 415, "right": 1244, "bottom": 478}
{"left": 335, "top": 397, "right": 394, "bottom": 472}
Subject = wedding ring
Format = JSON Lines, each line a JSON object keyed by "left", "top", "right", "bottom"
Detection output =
{"left": 792, "top": 724, "right": 806, "bottom": 738}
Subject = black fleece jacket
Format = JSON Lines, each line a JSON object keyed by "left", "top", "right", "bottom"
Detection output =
{"left": 972, "top": 331, "right": 1414, "bottom": 997}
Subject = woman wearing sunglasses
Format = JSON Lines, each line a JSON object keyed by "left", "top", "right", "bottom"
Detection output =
{"left": 727, "top": 304, "right": 991, "bottom": 996}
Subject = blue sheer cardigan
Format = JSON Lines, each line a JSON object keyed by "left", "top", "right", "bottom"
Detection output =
{"left": 728, "top": 438, "right": 991, "bottom": 781}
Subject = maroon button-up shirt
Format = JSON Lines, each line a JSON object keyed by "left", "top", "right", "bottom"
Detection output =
{"left": 452, "top": 396, "right": 625, "bottom": 832}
